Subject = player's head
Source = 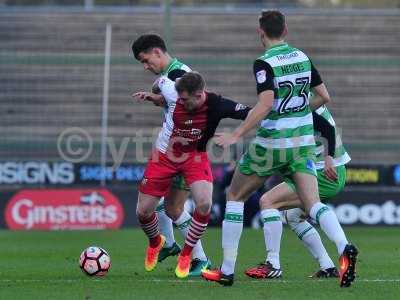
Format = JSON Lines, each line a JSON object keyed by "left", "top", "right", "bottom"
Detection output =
{"left": 258, "top": 10, "right": 287, "bottom": 47}
{"left": 175, "top": 72, "right": 206, "bottom": 112}
{"left": 131, "top": 34, "right": 169, "bottom": 75}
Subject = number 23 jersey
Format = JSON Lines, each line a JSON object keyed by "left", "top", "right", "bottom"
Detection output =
{"left": 253, "top": 42, "right": 322, "bottom": 151}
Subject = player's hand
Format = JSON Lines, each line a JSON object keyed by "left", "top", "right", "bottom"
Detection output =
{"left": 324, "top": 155, "right": 337, "bottom": 181}
{"left": 213, "top": 132, "right": 239, "bottom": 148}
{"left": 131, "top": 91, "right": 152, "bottom": 102}
{"left": 131, "top": 91, "right": 164, "bottom": 104}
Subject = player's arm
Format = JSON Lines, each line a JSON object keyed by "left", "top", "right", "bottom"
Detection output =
{"left": 313, "top": 112, "right": 337, "bottom": 181}
{"left": 131, "top": 90, "right": 165, "bottom": 106}
{"left": 214, "top": 60, "right": 274, "bottom": 147}
{"left": 150, "top": 78, "right": 166, "bottom": 107}
{"left": 217, "top": 96, "right": 252, "bottom": 120}
{"left": 309, "top": 61, "right": 331, "bottom": 111}
{"left": 131, "top": 77, "right": 166, "bottom": 106}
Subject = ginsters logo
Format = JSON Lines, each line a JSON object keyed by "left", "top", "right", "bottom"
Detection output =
{"left": 5, "top": 189, "right": 124, "bottom": 230}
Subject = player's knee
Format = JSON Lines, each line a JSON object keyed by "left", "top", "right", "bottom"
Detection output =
{"left": 259, "top": 194, "right": 274, "bottom": 210}
{"left": 227, "top": 187, "right": 245, "bottom": 202}
{"left": 135, "top": 208, "right": 146, "bottom": 220}
{"left": 136, "top": 204, "right": 153, "bottom": 220}
{"left": 284, "top": 208, "right": 303, "bottom": 227}
{"left": 195, "top": 197, "right": 211, "bottom": 215}
{"left": 165, "top": 204, "right": 182, "bottom": 221}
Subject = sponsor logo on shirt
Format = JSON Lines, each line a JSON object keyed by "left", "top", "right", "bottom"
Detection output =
{"left": 235, "top": 104, "right": 247, "bottom": 111}
{"left": 276, "top": 52, "right": 299, "bottom": 61}
{"left": 306, "top": 159, "right": 316, "bottom": 174}
{"left": 173, "top": 128, "right": 202, "bottom": 140}
{"left": 256, "top": 70, "right": 267, "bottom": 83}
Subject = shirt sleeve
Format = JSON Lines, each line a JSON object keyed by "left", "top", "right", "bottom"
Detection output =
{"left": 253, "top": 59, "right": 274, "bottom": 95}
{"left": 313, "top": 112, "right": 335, "bottom": 156}
{"left": 218, "top": 96, "right": 251, "bottom": 120}
{"left": 158, "top": 69, "right": 187, "bottom": 105}
{"left": 310, "top": 61, "right": 323, "bottom": 88}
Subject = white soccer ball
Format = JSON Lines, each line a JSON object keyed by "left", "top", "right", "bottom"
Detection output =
{"left": 79, "top": 246, "right": 111, "bottom": 276}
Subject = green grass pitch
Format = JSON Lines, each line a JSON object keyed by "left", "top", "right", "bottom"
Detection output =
{"left": 0, "top": 227, "right": 399, "bottom": 299}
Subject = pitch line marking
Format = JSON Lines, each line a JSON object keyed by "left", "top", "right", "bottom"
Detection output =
{"left": 0, "top": 278, "right": 399, "bottom": 283}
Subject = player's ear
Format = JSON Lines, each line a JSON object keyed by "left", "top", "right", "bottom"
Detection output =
{"left": 198, "top": 90, "right": 205, "bottom": 100}
{"left": 282, "top": 24, "right": 288, "bottom": 38}
{"left": 153, "top": 48, "right": 163, "bottom": 58}
{"left": 257, "top": 27, "right": 264, "bottom": 37}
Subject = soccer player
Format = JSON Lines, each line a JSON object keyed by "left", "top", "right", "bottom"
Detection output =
{"left": 132, "top": 69, "right": 250, "bottom": 277}
{"left": 202, "top": 10, "right": 358, "bottom": 288}
{"left": 131, "top": 34, "right": 210, "bottom": 276}
{"left": 245, "top": 105, "right": 351, "bottom": 279}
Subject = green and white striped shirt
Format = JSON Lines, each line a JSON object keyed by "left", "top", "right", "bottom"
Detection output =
{"left": 314, "top": 105, "right": 351, "bottom": 170}
{"left": 252, "top": 43, "right": 322, "bottom": 152}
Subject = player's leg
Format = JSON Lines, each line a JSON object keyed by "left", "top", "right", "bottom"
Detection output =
{"left": 156, "top": 198, "right": 175, "bottom": 247}
{"left": 202, "top": 147, "right": 267, "bottom": 285}
{"left": 165, "top": 184, "right": 210, "bottom": 275}
{"left": 137, "top": 151, "right": 177, "bottom": 272}
{"left": 175, "top": 179, "right": 213, "bottom": 278}
{"left": 294, "top": 165, "right": 347, "bottom": 278}
{"left": 221, "top": 169, "right": 266, "bottom": 278}
{"left": 136, "top": 191, "right": 164, "bottom": 271}
{"left": 203, "top": 170, "right": 266, "bottom": 285}
{"left": 292, "top": 164, "right": 357, "bottom": 287}
{"left": 156, "top": 196, "right": 181, "bottom": 262}
{"left": 284, "top": 208, "right": 338, "bottom": 278}
{"left": 271, "top": 174, "right": 337, "bottom": 278}
{"left": 294, "top": 171, "right": 347, "bottom": 251}
{"left": 245, "top": 182, "right": 299, "bottom": 279}
{"left": 175, "top": 152, "right": 213, "bottom": 278}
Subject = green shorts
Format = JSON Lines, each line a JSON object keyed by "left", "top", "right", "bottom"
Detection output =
{"left": 285, "top": 165, "right": 347, "bottom": 200}
{"left": 172, "top": 175, "right": 190, "bottom": 191}
{"left": 238, "top": 143, "right": 317, "bottom": 179}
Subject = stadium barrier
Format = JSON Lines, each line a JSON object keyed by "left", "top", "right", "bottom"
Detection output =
{"left": 1, "top": 162, "right": 400, "bottom": 230}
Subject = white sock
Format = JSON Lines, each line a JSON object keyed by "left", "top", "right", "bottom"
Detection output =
{"left": 309, "top": 202, "right": 348, "bottom": 255}
{"left": 174, "top": 210, "right": 207, "bottom": 261}
{"left": 289, "top": 219, "right": 335, "bottom": 270}
{"left": 261, "top": 208, "right": 282, "bottom": 269}
{"left": 285, "top": 208, "right": 335, "bottom": 270}
{"left": 156, "top": 199, "right": 175, "bottom": 248}
{"left": 221, "top": 201, "right": 244, "bottom": 275}
{"left": 302, "top": 229, "right": 335, "bottom": 270}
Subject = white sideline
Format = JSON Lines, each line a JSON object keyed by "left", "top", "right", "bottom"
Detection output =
{"left": 0, "top": 278, "right": 399, "bottom": 283}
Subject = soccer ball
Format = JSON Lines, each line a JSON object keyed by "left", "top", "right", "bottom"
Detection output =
{"left": 79, "top": 246, "right": 111, "bottom": 276}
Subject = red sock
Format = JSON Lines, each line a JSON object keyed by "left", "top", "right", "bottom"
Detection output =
{"left": 138, "top": 213, "right": 161, "bottom": 247}
{"left": 181, "top": 210, "right": 210, "bottom": 256}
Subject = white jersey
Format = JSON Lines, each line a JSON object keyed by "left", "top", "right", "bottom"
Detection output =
{"left": 155, "top": 58, "right": 191, "bottom": 153}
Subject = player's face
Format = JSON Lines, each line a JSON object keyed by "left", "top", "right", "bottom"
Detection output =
{"left": 138, "top": 50, "right": 163, "bottom": 75}
{"left": 179, "top": 90, "right": 204, "bottom": 112}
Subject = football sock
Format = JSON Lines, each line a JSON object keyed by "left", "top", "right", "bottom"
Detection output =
{"left": 174, "top": 210, "right": 207, "bottom": 260}
{"left": 261, "top": 208, "right": 282, "bottom": 269}
{"left": 221, "top": 201, "right": 244, "bottom": 275}
{"left": 289, "top": 219, "right": 335, "bottom": 270}
{"left": 138, "top": 212, "right": 161, "bottom": 248}
{"left": 156, "top": 199, "right": 175, "bottom": 248}
{"left": 180, "top": 210, "right": 210, "bottom": 257}
{"left": 309, "top": 202, "right": 348, "bottom": 255}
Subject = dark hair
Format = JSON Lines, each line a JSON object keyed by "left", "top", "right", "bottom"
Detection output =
{"left": 259, "top": 10, "right": 286, "bottom": 39}
{"left": 131, "top": 34, "right": 167, "bottom": 60}
{"left": 175, "top": 72, "right": 206, "bottom": 95}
